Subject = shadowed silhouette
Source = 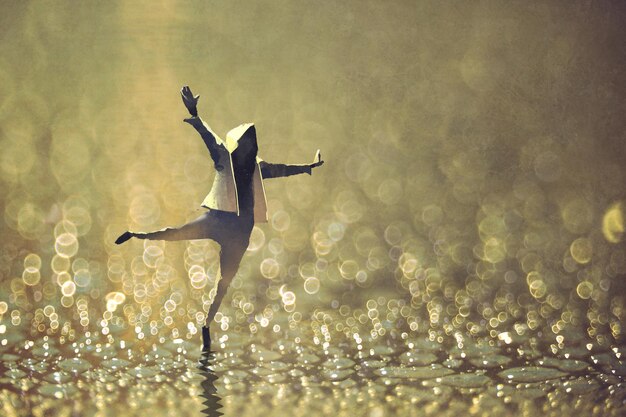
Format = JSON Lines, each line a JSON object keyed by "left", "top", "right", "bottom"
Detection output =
{"left": 115, "top": 86, "right": 323, "bottom": 351}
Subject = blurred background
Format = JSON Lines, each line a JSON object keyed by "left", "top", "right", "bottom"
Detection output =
{"left": 0, "top": 1, "right": 625, "bottom": 416}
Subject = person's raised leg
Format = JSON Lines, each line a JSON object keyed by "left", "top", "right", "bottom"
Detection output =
{"left": 115, "top": 212, "right": 212, "bottom": 244}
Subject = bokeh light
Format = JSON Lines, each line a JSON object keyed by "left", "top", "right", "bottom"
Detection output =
{"left": 0, "top": 2, "right": 625, "bottom": 417}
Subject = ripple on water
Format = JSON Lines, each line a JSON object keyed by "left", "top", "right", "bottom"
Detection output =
{"left": 4, "top": 368, "right": 27, "bottom": 379}
{"left": 38, "top": 383, "right": 77, "bottom": 399}
{"left": 58, "top": 357, "right": 92, "bottom": 373}
{"left": 597, "top": 373, "right": 621, "bottom": 386}
{"left": 251, "top": 366, "right": 273, "bottom": 377}
{"left": 44, "top": 371, "right": 72, "bottom": 383}
{"left": 221, "top": 355, "right": 245, "bottom": 368}
{"left": 163, "top": 339, "right": 197, "bottom": 354}
{"left": 511, "top": 386, "right": 547, "bottom": 400}
{"left": 469, "top": 354, "right": 511, "bottom": 368}
{"left": 23, "top": 358, "right": 48, "bottom": 373}
{"left": 253, "top": 381, "right": 289, "bottom": 396}
{"left": 225, "top": 381, "right": 246, "bottom": 392}
{"left": 369, "top": 345, "right": 397, "bottom": 356}
{"left": 559, "top": 346, "right": 591, "bottom": 359}
{"left": 538, "top": 357, "right": 589, "bottom": 372}
{"left": 450, "top": 343, "right": 499, "bottom": 359}
{"left": 498, "top": 366, "right": 567, "bottom": 382}
{"left": 208, "top": 360, "right": 228, "bottom": 373}
{"left": 517, "top": 347, "right": 542, "bottom": 361}
{"left": 362, "top": 360, "right": 386, "bottom": 369}
{"left": 0, "top": 331, "right": 25, "bottom": 345}
{"left": 591, "top": 353, "right": 626, "bottom": 376}
{"left": 101, "top": 358, "right": 131, "bottom": 369}
{"left": 264, "top": 373, "right": 286, "bottom": 383}
{"left": 437, "top": 373, "right": 490, "bottom": 388}
{"left": 334, "top": 378, "right": 357, "bottom": 388}
{"left": 442, "top": 358, "right": 463, "bottom": 368}
{"left": 145, "top": 346, "right": 173, "bottom": 360}
{"left": 322, "top": 357, "right": 355, "bottom": 369}
{"left": 261, "top": 360, "right": 289, "bottom": 372}
{"left": 296, "top": 353, "right": 320, "bottom": 365}
{"left": 399, "top": 352, "right": 438, "bottom": 366}
{"left": 249, "top": 346, "right": 281, "bottom": 361}
{"left": 127, "top": 365, "right": 158, "bottom": 378}
{"left": 1, "top": 353, "right": 21, "bottom": 362}
{"left": 376, "top": 365, "right": 454, "bottom": 379}
{"left": 322, "top": 368, "right": 355, "bottom": 381}
{"left": 561, "top": 377, "right": 601, "bottom": 395}
{"left": 32, "top": 345, "right": 60, "bottom": 357}
{"left": 224, "top": 369, "right": 248, "bottom": 382}
{"left": 91, "top": 369, "right": 117, "bottom": 383}
{"left": 394, "top": 384, "right": 453, "bottom": 403}
{"left": 91, "top": 345, "right": 118, "bottom": 358}
{"left": 405, "top": 339, "right": 443, "bottom": 352}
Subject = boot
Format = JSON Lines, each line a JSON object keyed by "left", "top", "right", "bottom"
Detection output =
{"left": 202, "top": 326, "right": 211, "bottom": 352}
{"left": 115, "top": 231, "right": 133, "bottom": 245}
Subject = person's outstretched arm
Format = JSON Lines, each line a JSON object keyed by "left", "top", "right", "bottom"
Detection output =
{"left": 260, "top": 150, "right": 324, "bottom": 179}
{"left": 180, "top": 85, "right": 223, "bottom": 163}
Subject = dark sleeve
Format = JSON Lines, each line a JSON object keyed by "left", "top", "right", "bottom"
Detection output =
{"left": 183, "top": 116, "right": 223, "bottom": 164}
{"left": 259, "top": 161, "right": 312, "bottom": 179}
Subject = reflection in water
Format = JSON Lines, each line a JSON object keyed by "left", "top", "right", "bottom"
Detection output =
{"left": 198, "top": 351, "right": 223, "bottom": 417}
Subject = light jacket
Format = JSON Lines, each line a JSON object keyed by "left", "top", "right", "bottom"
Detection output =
{"left": 184, "top": 117, "right": 311, "bottom": 223}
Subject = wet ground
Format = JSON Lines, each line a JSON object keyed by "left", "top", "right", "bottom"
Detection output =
{"left": 1, "top": 310, "right": 625, "bottom": 417}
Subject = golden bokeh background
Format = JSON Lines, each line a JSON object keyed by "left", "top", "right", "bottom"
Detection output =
{"left": 1, "top": 1, "right": 626, "bottom": 416}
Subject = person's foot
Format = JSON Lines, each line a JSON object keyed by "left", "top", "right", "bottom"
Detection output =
{"left": 115, "top": 231, "right": 133, "bottom": 245}
{"left": 202, "top": 326, "right": 211, "bottom": 352}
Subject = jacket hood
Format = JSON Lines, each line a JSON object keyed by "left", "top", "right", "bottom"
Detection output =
{"left": 225, "top": 123, "right": 256, "bottom": 153}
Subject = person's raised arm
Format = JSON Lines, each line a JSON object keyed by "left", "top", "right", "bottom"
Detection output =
{"left": 260, "top": 150, "right": 324, "bottom": 179}
{"left": 180, "top": 86, "right": 223, "bottom": 162}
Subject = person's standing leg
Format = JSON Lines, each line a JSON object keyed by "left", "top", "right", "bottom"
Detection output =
{"left": 204, "top": 212, "right": 254, "bottom": 332}
{"left": 205, "top": 238, "right": 249, "bottom": 327}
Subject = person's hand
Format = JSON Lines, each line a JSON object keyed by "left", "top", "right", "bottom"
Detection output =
{"left": 310, "top": 149, "right": 324, "bottom": 170}
{"left": 181, "top": 85, "right": 200, "bottom": 117}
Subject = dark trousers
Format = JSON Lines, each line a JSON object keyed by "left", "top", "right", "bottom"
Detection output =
{"left": 133, "top": 210, "right": 254, "bottom": 326}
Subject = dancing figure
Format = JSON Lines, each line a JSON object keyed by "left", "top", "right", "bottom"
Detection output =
{"left": 115, "top": 86, "right": 324, "bottom": 350}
